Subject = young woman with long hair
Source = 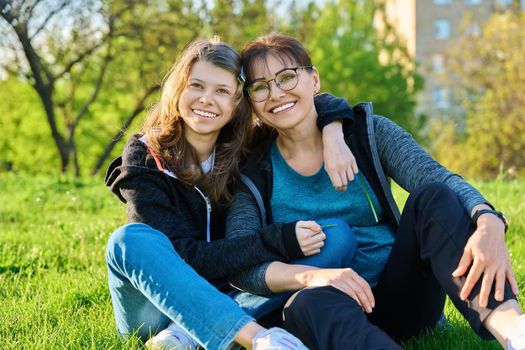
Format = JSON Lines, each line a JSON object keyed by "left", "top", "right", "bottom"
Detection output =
{"left": 105, "top": 37, "right": 354, "bottom": 349}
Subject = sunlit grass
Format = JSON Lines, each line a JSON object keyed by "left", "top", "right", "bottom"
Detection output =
{"left": 1, "top": 173, "right": 523, "bottom": 349}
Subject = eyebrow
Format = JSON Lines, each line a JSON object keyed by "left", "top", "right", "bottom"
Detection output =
{"left": 190, "top": 78, "right": 235, "bottom": 89}
{"left": 251, "top": 67, "right": 294, "bottom": 83}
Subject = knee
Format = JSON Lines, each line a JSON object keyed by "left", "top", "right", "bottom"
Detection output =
{"left": 411, "top": 182, "right": 456, "bottom": 204}
{"left": 106, "top": 223, "right": 163, "bottom": 266}
{"left": 284, "top": 286, "right": 361, "bottom": 318}
{"left": 284, "top": 288, "right": 320, "bottom": 318}
{"left": 314, "top": 218, "right": 357, "bottom": 268}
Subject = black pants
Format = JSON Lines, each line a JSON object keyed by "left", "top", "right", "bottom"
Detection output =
{"left": 282, "top": 183, "right": 516, "bottom": 350}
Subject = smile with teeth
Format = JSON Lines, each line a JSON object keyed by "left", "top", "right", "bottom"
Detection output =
{"left": 193, "top": 109, "right": 219, "bottom": 119}
{"left": 271, "top": 102, "right": 295, "bottom": 114}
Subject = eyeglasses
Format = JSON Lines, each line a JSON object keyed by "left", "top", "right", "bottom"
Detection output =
{"left": 245, "top": 65, "right": 313, "bottom": 102}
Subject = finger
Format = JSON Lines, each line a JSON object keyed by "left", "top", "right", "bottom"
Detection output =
{"left": 303, "top": 233, "right": 326, "bottom": 247}
{"left": 506, "top": 267, "right": 519, "bottom": 295}
{"left": 479, "top": 270, "right": 495, "bottom": 307}
{"left": 351, "top": 158, "right": 359, "bottom": 175}
{"left": 345, "top": 166, "right": 355, "bottom": 182}
{"left": 306, "top": 240, "right": 325, "bottom": 251}
{"left": 452, "top": 250, "right": 473, "bottom": 278}
{"left": 494, "top": 269, "right": 506, "bottom": 301}
{"left": 304, "top": 248, "right": 321, "bottom": 256}
{"left": 354, "top": 275, "right": 375, "bottom": 308}
{"left": 352, "top": 284, "right": 373, "bottom": 313}
{"left": 460, "top": 259, "right": 483, "bottom": 300}
{"left": 332, "top": 282, "right": 363, "bottom": 309}
{"left": 326, "top": 169, "right": 343, "bottom": 190}
{"left": 298, "top": 221, "right": 321, "bottom": 232}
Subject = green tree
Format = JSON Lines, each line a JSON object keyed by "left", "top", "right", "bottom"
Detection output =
{"left": 0, "top": 0, "right": 204, "bottom": 175}
{"left": 305, "top": 0, "right": 423, "bottom": 135}
{"left": 204, "top": 0, "right": 277, "bottom": 49}
{"left": 437, "top": 11, "right": 525, "bottom": 178}
{"left": 0, "top": 0, "right": 119, "bottom": 175}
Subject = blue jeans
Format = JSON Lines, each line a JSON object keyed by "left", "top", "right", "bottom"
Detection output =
{"left": 106, "top": 223, "right": 254, "bottom": 350}
{"left": 231, "top": 218, "right": 357, "bottom": 319}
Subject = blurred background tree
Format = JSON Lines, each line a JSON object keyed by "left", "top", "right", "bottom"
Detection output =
{"left": 430, "top": 10, "right": 525, "bottom": 179}
{"left": 3, "top": 0, "right": 485, "bottom": 178}
{"left": 304, "top": 0, "right": 423, "bottom": 135}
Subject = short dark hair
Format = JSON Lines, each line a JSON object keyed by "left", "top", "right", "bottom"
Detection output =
{"left": 241, "top": 33, "right": 313, "bottom": 85}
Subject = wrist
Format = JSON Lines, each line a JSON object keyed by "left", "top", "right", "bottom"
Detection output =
{"left": 472, "top": 209, "right": 509, "bottom": 233}
{"left": 322, "top": 121, "right": 344, "bottom": 139}
{"left": 296, "top": 267, "right": 321, "bottom": 287}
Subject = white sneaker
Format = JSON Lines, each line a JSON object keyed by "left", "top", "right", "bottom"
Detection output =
{"left": 508, "top": 315, "right": 525, "bottom": 350}
{"left": 145, "top": 322, "right": 199, "bottom": 350}
{"left": 252, "top": 327, "right": 309, "bottom": 350}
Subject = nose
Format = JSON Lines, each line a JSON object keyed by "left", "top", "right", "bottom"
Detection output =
{"left": 199, "top": 90, "right": 214, "bottom": 104}
{"left": 268, "top": 80, "right": 284, "bottom": 101}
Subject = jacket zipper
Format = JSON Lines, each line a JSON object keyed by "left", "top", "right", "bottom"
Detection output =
{"left": 194, "top": 186, "right": 212, "bottom": 242}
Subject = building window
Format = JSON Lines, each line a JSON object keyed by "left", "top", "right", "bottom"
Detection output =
{"left": 434, "top": 87, "right": 450, "bottom": 109}
{"left": 465, "top": 0, "right": 482, "bottom": 5}
{"left": 432, "top": 54, "right": 445, "bottom": 73}
{"left": 433, "top": 0, "right": 452, "bottom": 4}
{"left": 434, "top": 20, "right": 451, "bottom": 39}
{"left": 465, "top": 22, "right": 481, "bottom": 36}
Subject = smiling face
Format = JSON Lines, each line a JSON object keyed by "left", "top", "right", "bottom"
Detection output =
{"left": 178, "top": 60, "right": 238, "bottom": 144}
{"left": 248, "top": 54, "right": 320, "bottom": 132}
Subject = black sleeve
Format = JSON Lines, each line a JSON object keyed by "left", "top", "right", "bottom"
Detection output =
{"left": 105, "top": 140, "right": 304, "bottom": 281}
{"left": 225, "top": 182, "right": 303, "bottom": 294}
{"left": 314, "top": 93, "right": 355, "bottom": 130}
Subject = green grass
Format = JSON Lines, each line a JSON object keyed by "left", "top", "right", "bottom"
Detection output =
{"left": 0, "top": 173, "right": 523, "bottom": 349}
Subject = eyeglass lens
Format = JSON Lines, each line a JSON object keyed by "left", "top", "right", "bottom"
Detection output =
{"left": 248, "top": 69, "right": 299, "bottom": 102}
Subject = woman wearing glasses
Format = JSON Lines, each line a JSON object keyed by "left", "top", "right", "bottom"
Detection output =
{"left": 226, "top": 33, "right": 525, "bottom": 350}
{"left": 104, "top": 37, "right": 360, "bottom": 350}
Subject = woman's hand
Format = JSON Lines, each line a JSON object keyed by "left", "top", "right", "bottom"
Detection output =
{"left": 299, "top": 268, "right": 375, "bottom": 313}
{"left": 295, "top": 221, "right": 326, "bottom": 256}
{"left": 322, "top": 121, "right": 358, "bottom": 191}
{"left": 452, "top": 212, "right": 518, "bottom": 307}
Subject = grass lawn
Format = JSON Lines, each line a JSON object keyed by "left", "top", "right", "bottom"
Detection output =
{"left": 0, "top": 173, "right": 523, "bottom": 349}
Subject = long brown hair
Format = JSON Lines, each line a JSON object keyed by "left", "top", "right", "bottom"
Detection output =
{"left": 142, "top": 38, "right": 252, "bottom": 205}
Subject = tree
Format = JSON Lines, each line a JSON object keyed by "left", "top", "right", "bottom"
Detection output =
{"left": 435, "top": 11, "right": 525, "bottom": 178}
{"left": 0, "top": 0, "right": 118, "bottom": 175}
{"left": 304, "top": 0, "right": 423, "bottom": 135}
{"left": 0, "top": 0, "right": 204, "bottom": 175}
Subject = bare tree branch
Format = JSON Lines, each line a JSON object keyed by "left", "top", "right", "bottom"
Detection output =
{"left": 29, "top": 0, "right": 67, "bottom": 40}
{"left": 53, "top": 35, "right": 109, "bottom": 82}
{"left": 25, "top": 0, "right": 42, "bottom": 20}
{"left": 0, "top": 1, "right": 17, "bottom": 25}
{"left": 91, "top": 83, "right": 160, "bottom": 175}
{"left": 72, "top": 42, "right": 112, "bottom": 127}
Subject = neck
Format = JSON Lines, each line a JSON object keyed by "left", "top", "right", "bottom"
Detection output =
{"left": 276, "top": 113, "right": 322, "bottom": 157}
{"left": 185, "top": 134, "right": 217, "bottom": 163}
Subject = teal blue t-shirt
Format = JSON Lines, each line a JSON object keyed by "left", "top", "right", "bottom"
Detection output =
{"left": 270, "top": 142, "right": 395, "bottom": 286}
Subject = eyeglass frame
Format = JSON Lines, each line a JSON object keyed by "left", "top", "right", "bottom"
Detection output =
{"left": 244, "top": 65, "right": 314, "bottom": 102}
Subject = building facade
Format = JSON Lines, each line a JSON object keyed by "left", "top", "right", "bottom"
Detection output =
{"left": 384, "top": 0, "right": 521, "bottom": 117}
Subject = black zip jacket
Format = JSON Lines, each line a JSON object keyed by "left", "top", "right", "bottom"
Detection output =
{"left": 104, "top": 93, "right": 352, "bottom": 285}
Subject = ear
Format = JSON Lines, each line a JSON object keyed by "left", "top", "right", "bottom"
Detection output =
{"left": 312, "top": 66, "right": 321, "bottom": 94}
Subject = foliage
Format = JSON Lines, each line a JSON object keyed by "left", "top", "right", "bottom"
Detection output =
{"left": 304, "top": 0, "right": 424, "bottom": 135}
{"left": 432, "top": 11, "right": 525, "bottom": 179}
{"left": 0, "top": 0, "right": 423, "bottom": 175}
{"left": 1, "top": 173, "right": 523, "bottom": 348}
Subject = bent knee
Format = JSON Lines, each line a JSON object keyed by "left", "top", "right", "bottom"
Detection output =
{"left": 285, "top": 286, "right": 361, "bottom": 316}
{"left": 412, "top": 182, "right": 456, "bottom": 202}
{"left": 106, "top": 223, "right": 167, "bottom": 263}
